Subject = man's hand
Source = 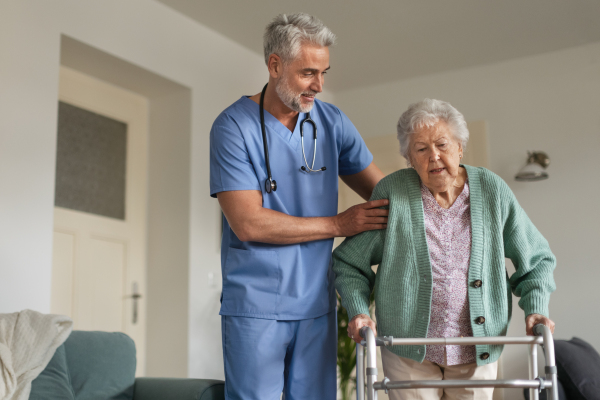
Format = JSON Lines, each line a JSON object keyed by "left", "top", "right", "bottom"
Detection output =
{"left": 335, "top": 199, "right": 389, "bottom": 237}
{"left": 525, "top": 313, "right": 555, "bottom": 336}
{"left": 348, "top": 314, "right": 377, "bottom": 344}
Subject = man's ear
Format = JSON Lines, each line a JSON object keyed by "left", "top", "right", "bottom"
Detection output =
{"left": 267, "top": 54, "right": 283, "bottom": 79}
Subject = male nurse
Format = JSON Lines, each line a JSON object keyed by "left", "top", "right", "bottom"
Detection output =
{"left": 210, "top": 13, "right": 388, "bottom": 400}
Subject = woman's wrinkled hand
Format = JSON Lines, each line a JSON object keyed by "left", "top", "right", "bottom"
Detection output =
{"left": 525, "top": 313, "right": 555, "bottom": 336}
{"left": 347, "top": 314, "right": 377, "bottom": 344}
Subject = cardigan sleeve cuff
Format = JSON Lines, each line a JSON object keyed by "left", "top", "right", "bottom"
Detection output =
{"left": 521, "top": 294, "right": 550, "bottom": 318}
{"left": 342, "top": 296, "right": 371, "bottom": 321}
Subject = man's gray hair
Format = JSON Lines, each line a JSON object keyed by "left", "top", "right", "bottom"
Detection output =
{"left": 397, "top": 98, "right": 469, "bottom": 161}
{"left": 264, "top": 13, "right": 336, "bottom": 65}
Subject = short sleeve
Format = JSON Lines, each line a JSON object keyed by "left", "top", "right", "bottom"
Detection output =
{"left": 210, "top": 115, "right": 261, "bottom": 198}
{"left": 337, "top": 108, "right": 373, "bottom": 175}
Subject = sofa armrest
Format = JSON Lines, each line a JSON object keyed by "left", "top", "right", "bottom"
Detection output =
{"left": 133, "top": 377, "right": 224, "bottom": 400}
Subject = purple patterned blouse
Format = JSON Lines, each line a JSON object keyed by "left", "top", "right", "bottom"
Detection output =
{"left": 421, "top": 180, "right": 476, "bottom": 365}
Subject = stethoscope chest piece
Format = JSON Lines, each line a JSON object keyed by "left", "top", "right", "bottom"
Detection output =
{"left": 265, "top": 177, "right": 277, "bottom": 193}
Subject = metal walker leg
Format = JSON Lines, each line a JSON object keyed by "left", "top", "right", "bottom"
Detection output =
{"left": 356, "top": 343, "right": 364, "bottom": 400}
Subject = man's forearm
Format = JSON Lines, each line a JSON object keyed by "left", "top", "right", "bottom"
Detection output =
{"left": 217, "top": 190, "right": 387, "bottom": 245}
{"left": 233, "top": 207, "right": 340, "bottom": 244}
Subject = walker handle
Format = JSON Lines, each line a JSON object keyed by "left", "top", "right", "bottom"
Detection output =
{"left": 359, "top": 326, "right": 369, "bottom": 339}
{"left": 533, "top": 323, "right": 548, "bottom": 336}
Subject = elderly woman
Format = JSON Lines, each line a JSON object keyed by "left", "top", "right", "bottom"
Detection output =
{"left": 333, "top": 99, "right": 556, "bottom": 400}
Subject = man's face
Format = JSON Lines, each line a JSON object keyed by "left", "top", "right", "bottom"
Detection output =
{"left": 275, "top": 44, "right": 330, "bottom": 113}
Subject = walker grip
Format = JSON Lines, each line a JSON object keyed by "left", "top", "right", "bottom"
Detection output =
{"left": 533, "top": 324, "right": 547, "bottom": 336}
{"left": 359, "top": 326, "right": 369, "bottom": 339}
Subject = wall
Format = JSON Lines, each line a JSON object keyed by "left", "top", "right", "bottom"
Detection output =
{"left": 146, "top": 88, "right": 193, "bottom": 377}
{"left": 0, "top": 0, "right": 268, "bottom": 379}
{"left": 334, "top": 42, "right": 600, "bottom": 398}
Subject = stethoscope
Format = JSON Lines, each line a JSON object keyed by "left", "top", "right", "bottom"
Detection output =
{"left": 260, "top": 83, "right": 326, "bottom": 193}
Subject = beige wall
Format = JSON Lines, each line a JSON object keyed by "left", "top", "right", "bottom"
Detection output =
{"left": 334, "top": 41, "right": 600, "bottom": 398}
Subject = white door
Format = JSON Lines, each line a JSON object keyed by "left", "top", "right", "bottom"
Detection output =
{"left": 51, "top": 66, "right": 148, "bottom": 376}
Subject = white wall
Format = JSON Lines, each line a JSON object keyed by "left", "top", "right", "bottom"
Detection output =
{"left": 0, "top": 0, "right": 270, "bottom": 379}
{"left": 334, "top": 42, "right": 600, "bottom": 398}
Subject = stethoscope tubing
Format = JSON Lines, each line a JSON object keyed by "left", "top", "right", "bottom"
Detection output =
{"left": 259, "top": 83, "right": 325, "bottom": 194}
{"left": 260, "top": 84, "right": 277, "bottom": 193}
{"left": 300, "top": 117, "right": 324, "bottom": 173}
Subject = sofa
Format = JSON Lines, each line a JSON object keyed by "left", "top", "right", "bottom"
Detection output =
{"left": 523, "top": 337, "right": 600, "bottom": 400}
{"left": 29, "top": 330, "right": 224, "bottom": 400}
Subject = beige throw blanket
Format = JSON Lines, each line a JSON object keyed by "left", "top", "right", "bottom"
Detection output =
{"left": 0, "top": 310, "right": 72, "bottom": 400}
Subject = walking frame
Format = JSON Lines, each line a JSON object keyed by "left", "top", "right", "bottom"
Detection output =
{"left": 356, "top": 324, "right": 558, "bottom": 400}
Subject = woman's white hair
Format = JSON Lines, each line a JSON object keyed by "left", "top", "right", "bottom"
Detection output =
{"left": 263, "top": 13, "right": 336, "bottom": 65}
{"left": 397, "top": 98, "right": 469, "bottom": 161}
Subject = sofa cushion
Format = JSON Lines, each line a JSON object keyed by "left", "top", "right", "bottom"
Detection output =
{"left": 64, "top": 331, "right": 136, "bottom": 400}
{"left": 133, "top": 378, "right": 225, "bottom": 400}
{"left": 554, "top": 337, "right": 600, "bottom": 400}
{"left": 30, "top": 344, "right": 75, "bottom": 400}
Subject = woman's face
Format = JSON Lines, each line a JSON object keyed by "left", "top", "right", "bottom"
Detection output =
{"left": 408, "top": 121, "right": 463, "bottom": 193}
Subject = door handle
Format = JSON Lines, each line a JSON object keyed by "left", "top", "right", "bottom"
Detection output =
{"left": 129, "top": 282, "right": 142, "bottom": 324}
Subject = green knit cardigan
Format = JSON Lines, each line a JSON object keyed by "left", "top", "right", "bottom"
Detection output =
{"left": 333, "top": 165, "right": 556, "bottom": 366}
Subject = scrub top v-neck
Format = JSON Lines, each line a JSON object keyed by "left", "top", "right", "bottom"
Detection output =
{"left": 210, "top": 95, "right": 372, "bottom": 320}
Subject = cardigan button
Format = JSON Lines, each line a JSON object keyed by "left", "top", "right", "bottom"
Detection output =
{"left": 480, "top": 352, "right": 490, "bottom": 360}
{"left": 476, "top": 316, "right": 486, "bottom": 324}
{"left": 473, "top": 280, "right": 482, "bottom": 288}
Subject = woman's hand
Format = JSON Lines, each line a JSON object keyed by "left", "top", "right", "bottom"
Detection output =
{"left": 348, "top": 314, "right": 377, "bottom": 344}
{"left": 525, "top": 313, "right": 555, "bottom": 336}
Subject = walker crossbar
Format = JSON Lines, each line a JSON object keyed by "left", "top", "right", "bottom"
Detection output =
{"left": 355, "top": 324, "right": 558, "bottom": 400}
{"left": 374, "top": 379, "right": 553, "bottom": 390}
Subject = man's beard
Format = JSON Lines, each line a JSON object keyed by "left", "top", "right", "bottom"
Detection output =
{"left": 275, "top": 74, "right": 317, "bottom": 113}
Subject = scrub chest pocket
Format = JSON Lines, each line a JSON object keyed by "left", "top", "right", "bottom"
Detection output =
{"left": 221, "top": 248, "right": 281, "bottom": 315}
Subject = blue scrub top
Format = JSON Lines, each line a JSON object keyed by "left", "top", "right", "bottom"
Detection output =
{"left": 210, "top": 96, "right": 372, "bottom": 320}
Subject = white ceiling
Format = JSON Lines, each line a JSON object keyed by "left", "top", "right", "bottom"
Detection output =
{"left": 156, "top": 0, "right": 600, "bottom": 92}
